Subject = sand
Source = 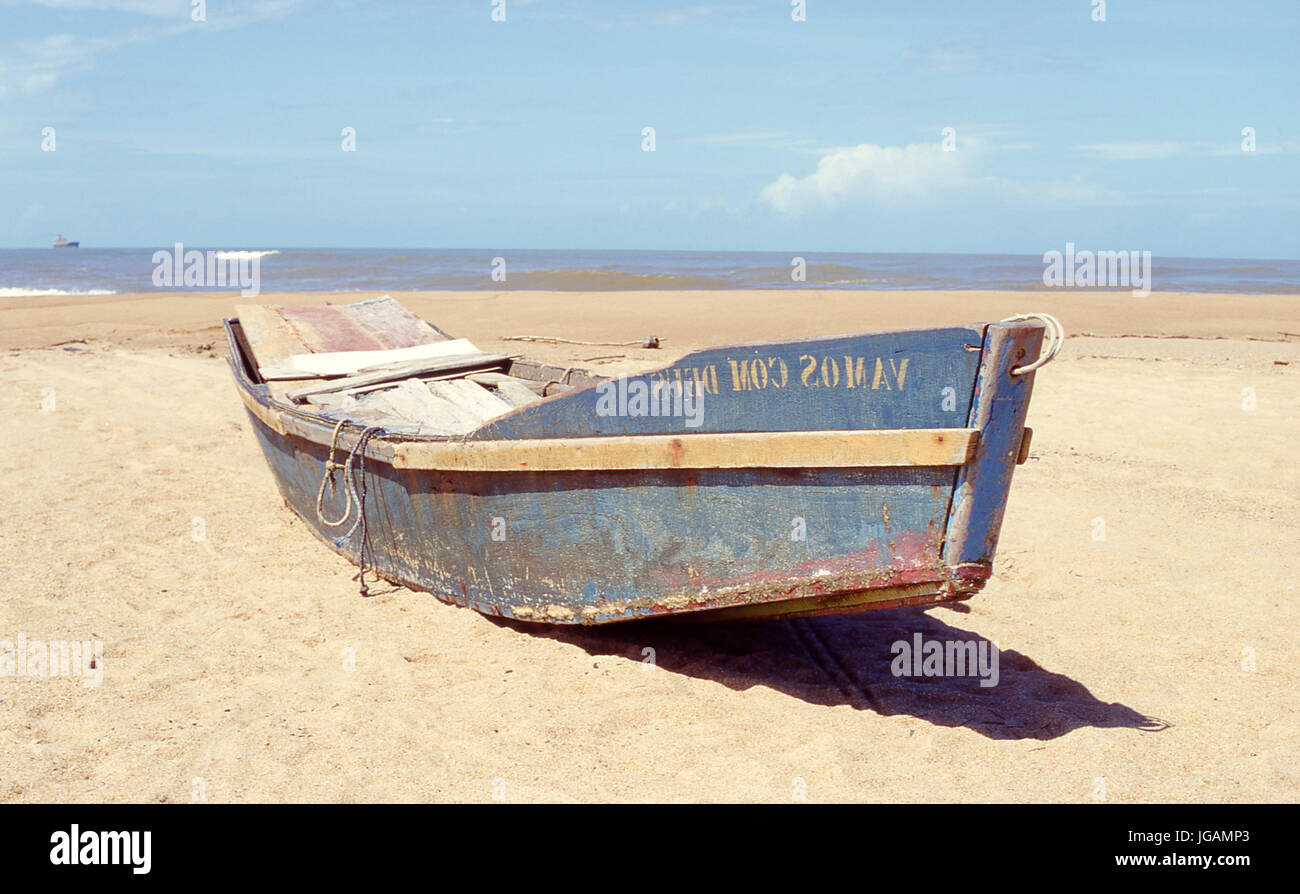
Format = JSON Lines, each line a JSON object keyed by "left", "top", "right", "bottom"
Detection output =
{"left": 1, "top": 289, "right": 1297, "bottom": 803}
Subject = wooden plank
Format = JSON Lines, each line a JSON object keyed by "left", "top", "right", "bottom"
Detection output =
{"left": 943, "top": 322, "right": 1045, "bottom": 566}
{"left": 278, "top": 304, "right": 386, "bottom": 352}
{"left": 343, "top": 296, "right": 450, "bottom": 346}
{"left": 1016, "top": 426, "right": 1033, "bottom": 465}
{"left": 490, "top": 377, "right": 546, "bottom": 408}
{"left": 429, "top": 379, "right": 514, "bottom": 421}
{"left": 260, "top": 338, "right": 482, "bottom": 380}
{"left": 316, "top": 403, "right": 400, "bottom": 431}
{"left": 310, "top": 386, "right": 466, "bottom": 436}
{"left": 235, "top": 305, "right": 310, "bottom": 372}
{"left": 468, "top": 371, "right": 547, "bottom": 395}
{"left": 322, "top": 367, "right": 520, "bottom": 399}
{"left": 390, "top": 428, "right": 978, "bottom": 472}
{"left": 370, "top": 381, "right": 481, "bottom": 435}
{"left": 506, "top": 358, "right": 601, "bottom": 387}
{"left": 271, "top": 380, "right": 325, "bottom": 405}
{"left": 238, "top": 381, "right": 975, "bottom": 473}
{"left": 275, "top": 297, "right": 450, "bottom": 353}
{"left": 286, "top": 352, "right": 510, "bottom": 403}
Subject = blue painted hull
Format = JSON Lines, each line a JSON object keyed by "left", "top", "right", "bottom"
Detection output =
{"left": 227, "top": 317, "right": 1044, "bottom": 623}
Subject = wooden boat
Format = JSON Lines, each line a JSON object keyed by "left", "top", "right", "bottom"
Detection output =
{"left": 225, "top": 297, "right": 1060, "bottom": 624}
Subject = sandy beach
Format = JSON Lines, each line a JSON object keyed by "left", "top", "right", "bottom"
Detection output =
{"left": 2, "top": 288, "right": 1297, "bottom": 803}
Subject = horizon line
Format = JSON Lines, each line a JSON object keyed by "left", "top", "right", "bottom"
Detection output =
{"left": 2, "top": 246, "right": 1298, "bottom": 263}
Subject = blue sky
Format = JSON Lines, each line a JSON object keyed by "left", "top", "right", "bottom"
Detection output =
{"left": 1, "top": 0, "right": 1296, "bottom": 257}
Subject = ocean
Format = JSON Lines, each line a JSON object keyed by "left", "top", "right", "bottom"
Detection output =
{"left": 0, "top": 248, "right": 1296, "bottom": 297}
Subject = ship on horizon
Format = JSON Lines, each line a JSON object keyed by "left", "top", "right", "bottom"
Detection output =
{"left": 52, "top": 234, "right": 79, "bottom": 248}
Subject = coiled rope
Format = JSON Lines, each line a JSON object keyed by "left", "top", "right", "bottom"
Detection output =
{"left": 315, "top": 420, "right": 353, "bottom": 527}
{"left": 315, "top": 420, "right": 383, "bottom": 596}
{"left": 1002, "top": 313, "right": 1065, "bottom": 375}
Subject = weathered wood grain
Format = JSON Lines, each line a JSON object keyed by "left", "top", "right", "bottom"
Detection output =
{"left": 235, "top": 304, "right": 309, "bottom": 372}
{"left": 468, "top": 371, "right": 547, "bottom": 395}
{"left": 429, "top": 379, "right": 514, "bottom": 421}
{"left": 286, "top": 352, "right": 510, "bottom": 403}
{"left": 260, "top": 338, "right": 483, "bottom": 380}
{"left": 277, "top": 303, "right": 385, "bottom": 352}
{"left": 942, "top": 322, "right": 1045, "bottom": 567}
{"left": 365, "top": 381, "right": 481, "bottom": 435}
{"left": 489, "top": 376, "right": 547, "bottom": 407}
{"left": 390, "top": 428, "right": 977, "bottom": 472}
{"left": 342, "top": 295, "right": 449, "bottom": 346}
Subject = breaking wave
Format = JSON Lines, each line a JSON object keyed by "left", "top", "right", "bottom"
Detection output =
{"left": 213, "top": 250, "right": 280, "bottom": 260}
{"left": 0, "top": 287, "right": 117, "bottom": 298}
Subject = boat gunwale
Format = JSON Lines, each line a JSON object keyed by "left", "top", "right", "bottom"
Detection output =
{"left": 223, "top": 318, "right": 983, "bottom": 472}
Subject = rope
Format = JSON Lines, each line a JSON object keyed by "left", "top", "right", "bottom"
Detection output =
{"left": 315, "top": 420, "right": 352, "bottom": 527}
{"left": 330, "top": 426, "right": 382, "bottom": 597}
{"left": 315, "top": 420, "right": 384, "bottom": 596}
{"left": 1002, "top": 313, "right": 1065, "bottom": 375}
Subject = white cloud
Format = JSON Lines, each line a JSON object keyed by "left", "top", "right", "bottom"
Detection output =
{"left": 1076, "top": 139, "right": 1300, "bottom": 160}
{"left": 0, "top": 31, "right": 131, "bottom": 95}
{"left": 759, "top": 141, "right": 972, "bottom": 215}
{"left": 1076, "top": 141, "right": 1199, "bottom": 161}
{"left": 0, "top": 0, "right": 190, "bottom": 14}
{"left": 759, "top": 137, "right": 1144, "bottom": 214}
{"left": 0, "top": 0, "right": 302, "bottom": 95}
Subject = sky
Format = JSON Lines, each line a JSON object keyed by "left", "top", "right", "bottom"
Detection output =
{"left": 0, "top": 0, "right": 1297, "bottom": 257}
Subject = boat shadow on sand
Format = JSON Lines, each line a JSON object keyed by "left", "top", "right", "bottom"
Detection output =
{"left": 508, "top": 608, "right": 1168, "bottom": 741}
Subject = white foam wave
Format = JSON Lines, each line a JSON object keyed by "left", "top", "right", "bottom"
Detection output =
{"left": 213, "top": 250, "right": 280, "bottom": 260}
{"left": 0, "top": 287, "right": 117, "bottom": 298}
